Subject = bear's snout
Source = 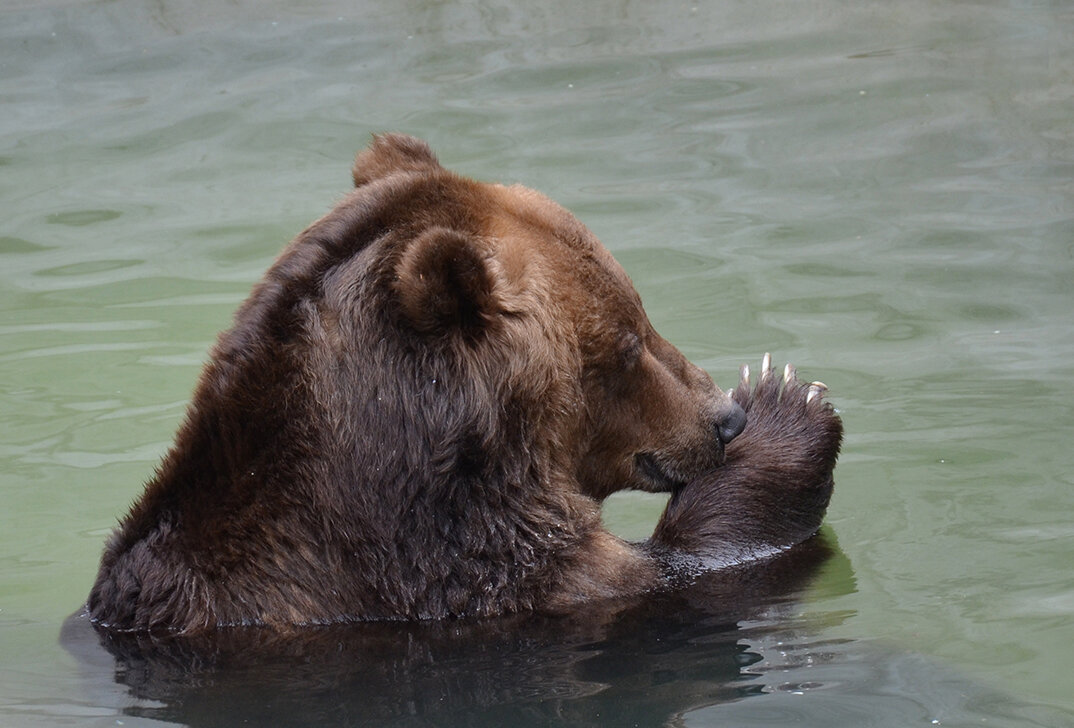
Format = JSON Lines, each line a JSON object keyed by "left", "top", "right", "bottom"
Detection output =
{"left": 714, "top": 400, "right": 747, "bottom": 444}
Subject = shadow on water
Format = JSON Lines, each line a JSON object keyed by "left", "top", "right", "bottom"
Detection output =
{"left": 61, "top": 537, "right": 851, "bottom": 727}
{"left": 60, "top": 533, "right": 1069, "bottom": 728}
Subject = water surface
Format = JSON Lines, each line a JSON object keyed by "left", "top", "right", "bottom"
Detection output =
{"left": 2, "top": 1, "right": 1072, "bottom": 726}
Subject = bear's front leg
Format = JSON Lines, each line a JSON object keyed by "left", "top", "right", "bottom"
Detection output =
{"left": 649, "top": 354, "right": 843, "bottom": 566}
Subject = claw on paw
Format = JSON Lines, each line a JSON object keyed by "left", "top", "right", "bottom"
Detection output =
{"left": 807, "top": 382, "right": 827, "bottom": 402}
{"left": 761, "top": 352, "right": 772, "bottom": 380}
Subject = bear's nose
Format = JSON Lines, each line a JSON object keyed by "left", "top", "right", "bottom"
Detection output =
{"left": 715, "top": 400, "right": 747, "bottom": 444}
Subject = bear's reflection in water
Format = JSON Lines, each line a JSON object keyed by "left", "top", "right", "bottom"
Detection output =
{"left": 64, "top": 536, "right": 853, "bottom": 728}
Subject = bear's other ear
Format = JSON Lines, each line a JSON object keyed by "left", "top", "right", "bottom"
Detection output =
{"left": 394, "top": 228, "right": 503, "bottom": 336}
{"left": 352, "top": 134, "right": 442, "bottom": 188}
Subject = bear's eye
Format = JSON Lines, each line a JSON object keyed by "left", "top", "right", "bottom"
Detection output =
{"left": 617, "top": 332, "right": 643, "bottom": 368}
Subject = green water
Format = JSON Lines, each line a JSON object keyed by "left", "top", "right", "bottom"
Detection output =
{"left": 2, "top": 1, "right": 1072, "bottom": 725}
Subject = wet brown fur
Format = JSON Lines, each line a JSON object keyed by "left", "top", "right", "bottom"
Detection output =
{"left": 87, "top": 135, "right": 841, "bottom": 634}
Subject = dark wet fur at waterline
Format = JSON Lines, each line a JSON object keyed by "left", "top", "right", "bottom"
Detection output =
{"left": 65, "top": 536, "right": 842, "bottom": 728}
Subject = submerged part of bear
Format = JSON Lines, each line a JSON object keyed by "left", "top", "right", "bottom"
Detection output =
{"left": 86, "top": 134, "right": 842, "bottom": 634}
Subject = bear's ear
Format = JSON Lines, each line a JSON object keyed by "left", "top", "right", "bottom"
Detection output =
{"left": 393, "top": 227, "right": 504, "bottom": 336}
{"left": 352, "top": 134, "right": 442, "bottom": 188}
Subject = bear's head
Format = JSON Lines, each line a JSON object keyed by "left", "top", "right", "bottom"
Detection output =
{"left": 310, "top": 134, "right": 744, "bottom": 503}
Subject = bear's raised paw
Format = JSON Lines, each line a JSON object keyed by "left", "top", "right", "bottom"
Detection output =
{"left": 650, "top": 354, "right": 843, "bottom": 565}
{"left": 728, "top": 352, "right": 843, "bottom": 471}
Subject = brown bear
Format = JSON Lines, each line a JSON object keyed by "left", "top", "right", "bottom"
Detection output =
{"left": 87, "top": 134, "right": 841, "bottom": 634}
